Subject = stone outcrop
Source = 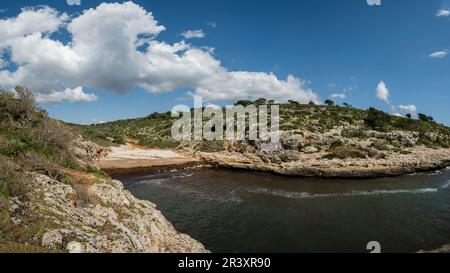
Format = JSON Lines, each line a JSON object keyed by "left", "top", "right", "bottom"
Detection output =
{"left": 72, "top": 137, "right": 110, "bottom": 163}
{"left": 23, "top": 173, "right": 207, "bottom": 253}
{"left": 194, "top": 126, "right": 450, "bottom": 178}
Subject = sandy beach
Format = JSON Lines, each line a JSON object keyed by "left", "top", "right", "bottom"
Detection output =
{"left": 96, "top": 145, "right": 202, "bottom": 176}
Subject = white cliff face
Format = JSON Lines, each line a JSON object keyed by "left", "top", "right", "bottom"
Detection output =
{"left": 27, "top": 173, "right": 208, "bottom": 253}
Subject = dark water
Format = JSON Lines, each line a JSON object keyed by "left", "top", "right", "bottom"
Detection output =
{"left": 119, "top": 168, "right": 450, "bottom": 253}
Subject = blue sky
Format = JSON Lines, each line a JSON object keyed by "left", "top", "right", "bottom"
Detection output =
{"left": 1, "top": 0, "right": 450, "bottom": 125}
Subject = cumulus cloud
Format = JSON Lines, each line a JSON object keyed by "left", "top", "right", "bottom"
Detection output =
{"left": 329, "top": 93, "right": 346, "bottom": 100}
{"left": 0, "top": 2, "right": 319, "bottom": 104}
{"left": 181, "top": 29, "right": 205, "bottom": 39}
{"left": 430, "top": 51, "right": 448, "bottom": 58}
{"left": 0, "top": 6, "right": 67, "bottom": 44}
{"left": 376, "top": 81, "right": 389, "bottom": 104}
{"left": 36, "top": 87, "right": 97, "bottom": 103}
{"left": 398, "top": 104, "right": 417, "bottom": 114}
{"left": 436, "top": 9, "right": 450, "bottom": 17}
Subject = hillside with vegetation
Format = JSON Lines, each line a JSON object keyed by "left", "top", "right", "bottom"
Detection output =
{"left": 70, "top": 97, "right": 450, "bottom": 177}
{"left": 0, "top": 87, "right": 207, "bottom": 253}
{"left": 75, "top": 98, "right": 450, "bottom": 167}
{"left": 2, "top": 87, "right": 450, "bottom": 252}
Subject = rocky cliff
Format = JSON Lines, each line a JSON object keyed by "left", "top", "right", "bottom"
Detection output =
{"left": 0, "top": 89, "right": 207, "bottom": 253}
{"left": 194, "top": 128, "right": 450, "bottom": 178}
{"left": 26, "top": 173, "right": 207, "bottom": 253}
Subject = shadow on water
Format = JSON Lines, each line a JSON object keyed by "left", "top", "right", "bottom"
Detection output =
{"left": 118, "top": 167, "right": 450, "bottom": 253}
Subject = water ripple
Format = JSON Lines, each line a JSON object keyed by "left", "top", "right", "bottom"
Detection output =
{"left": 247, "top": 180, "right": 450, "bottom": 200}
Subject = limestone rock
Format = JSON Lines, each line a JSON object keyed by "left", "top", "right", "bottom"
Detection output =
{"left": 28, "top": 173, "right": 208, "bottom": 253}
{"left": 67, "top": 241, "right": 84, "bottom": 253}
{"left": 41, "top": 230, "right": 63, "bottom": 249}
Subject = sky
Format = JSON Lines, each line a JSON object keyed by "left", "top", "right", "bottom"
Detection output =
{"left": 0, "top": 0, "right": 449, "bottom": 125}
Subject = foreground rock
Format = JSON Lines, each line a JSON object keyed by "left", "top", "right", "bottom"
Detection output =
{"left": 21, "top": 173, "right": 208, "bottom": 253}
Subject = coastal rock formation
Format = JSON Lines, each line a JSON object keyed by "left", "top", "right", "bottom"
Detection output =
{"left": 72, "top": 138, "right": 110, "bottom": 163}
{"left": 195, "top": 128, "right": 450, "bottom": 178}
{"left": 21, "top": 173, "right": 208, "bottom": 253}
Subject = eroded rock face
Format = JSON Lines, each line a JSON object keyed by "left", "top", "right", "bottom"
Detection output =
{"left": 197, "top": 146, "right": 450, "bottom": 178}
{"left": 193, "top": 124, "right": 450, "bottom": 178}
{"left": 29, "top": 174, "right": 208, "bottom": 253}
{"left": 72, "top": 138, "right": 110, "bottom": 163}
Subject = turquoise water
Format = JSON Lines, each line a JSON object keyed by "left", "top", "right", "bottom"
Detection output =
{"left": 120, "top": 168, "right": 450, "bottom": 253}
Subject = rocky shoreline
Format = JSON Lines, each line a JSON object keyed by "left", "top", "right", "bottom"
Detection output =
{"left": 3, "top": 141, "right": 210, "bottom": 253}
{"left": 196, "top": 147, "right": 450, "bottom": 178}
{"left": 20, "top": 172, "right": 208, "bottom": 253}
{"left": 95, "top": 144, "right": 450, "bottom": 179}
{"left": 85, "top": 143, "right": 450, "bottom": 254}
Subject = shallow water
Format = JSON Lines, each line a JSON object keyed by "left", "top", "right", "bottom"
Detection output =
{"left": 119, "top": 168, "right": 450, "bottom": 253}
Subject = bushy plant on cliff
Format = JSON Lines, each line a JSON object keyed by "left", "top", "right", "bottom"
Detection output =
{"left": 324, "top": 145, "right": 368, "bottom": 160}
{"left": 364, "top": 108, "right": 392, "bottom": 131}
{"left": 418, "top": 113, "right": 434, "bottom": 122}
{"left": 0, "top": 88, "right": 76, "bottom": 168}
{"left": 0, "top": 87, "right": 86, "bottom": 251}
{"left": 75, "top": 98, "right": 450, "bottom": 151}
{"left": 73, "top": 110, "right": 180, "bottom": 149}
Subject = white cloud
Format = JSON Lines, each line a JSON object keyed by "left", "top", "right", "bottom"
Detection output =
{"left": 398, "top": 104, "right": 417, "bottom": 114}
{"left": 0, "top": 6, "right": 67, "bottom": 45}
{"left": 393, "top": 113, "right": 403, "bottom": 117}
{"left": 193, "top": 73, "right": 319, "bottom": 103}
{"left": 206, "top": 22, "right": 217, "bottom": 28}
{"left": 88, "top": 119, "right": 106, "bottom": 125}
{"left": 376, "top": 81, "right": 389, "bottom": 104}
{"left": 36, "top": 87, "right": 97, "bottom": 103}
{"left": 0, "top": 2, "right": 320, "bottom": 104}
{"left": 436, "top": 9, "right": 450, "bottom": 17}
{"left": 430, "top": 51, "right": 448, "bottom": 58}
{"left": 181, "top": 29, "right": 205, "bottom": 39}
{"left": 329, "top": 93, "right": 346, "bottom": 100}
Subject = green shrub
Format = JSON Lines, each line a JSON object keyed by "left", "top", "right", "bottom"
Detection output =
{"left": 364, "top": 108, "right": 392, "bottom": 131}
{"left": 0, "top": 156, "right": 29, "bottom": 201}
{"left": 85, "top": 165, "right": 109, "bottom": 180}
{"left": 197, "top": 141, "right": 225, "bottom": 153}
{"left": 324, "top": 145, "right": 368, "bottom": 160}
{"left": 279, "top": 153, "right": 292, "bottom": 162}
{"left": 330, "top": 139, "right": 343, "bottom": 149}
{"left": 418, "top": 113, "right": 434, "bottom": 122}
{"left": 342, "top": 129, "right": 367, "bottom": 139}
{"left": 370, "top": 140, "right": 390, "bottom": 151}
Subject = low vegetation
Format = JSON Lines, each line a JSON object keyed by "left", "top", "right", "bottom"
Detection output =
{"left": 74, "top": 97, "right": 450, "bottom": 155}
{"left": 0, "top": 87, "right": 98, "bottom": 252}
{"left": 1, "top": 87, "right": 450, "bottom": 251}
